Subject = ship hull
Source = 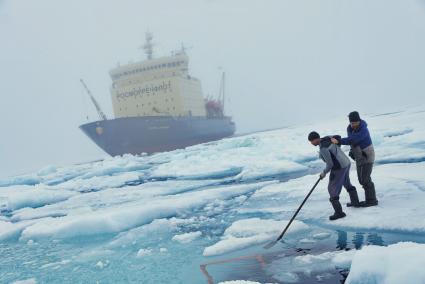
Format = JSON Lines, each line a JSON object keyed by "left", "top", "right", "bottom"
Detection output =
{"left": 79, "top": 116, "right": 236, "bottom": 156}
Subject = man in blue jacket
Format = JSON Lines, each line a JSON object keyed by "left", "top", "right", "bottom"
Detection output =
{"left": 332, "top": 111, "right": 378, "bottom": 207}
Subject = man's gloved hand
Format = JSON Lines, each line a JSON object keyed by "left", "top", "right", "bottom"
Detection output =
{"left": 320, "top": 172, "right": 326, "bottom": 179}
{"left": 330, "top": 137, "right": 339, "bottom": 144}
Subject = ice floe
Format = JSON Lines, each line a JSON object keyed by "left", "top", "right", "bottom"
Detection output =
{"left": 346, "top": 242, "right": 425, "bottom": 284}
{"left": 172, "top": 231, "right": 202, "bottom": 244}
{"left": 203, "top": 218, "right": 308, "bottom": 256}
{"left": 14, "top": 182, "right": 274, "bottom": 240}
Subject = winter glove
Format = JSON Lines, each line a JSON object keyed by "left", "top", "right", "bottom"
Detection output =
{"left": 332, "top": 135, "right": 342, "bottom": 146}
{"left": 320, "top": 172, "right": 326, "bottom": 179}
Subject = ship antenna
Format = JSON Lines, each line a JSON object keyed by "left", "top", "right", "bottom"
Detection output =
{"left": 219, "top": 71, "right": 226, "bottom": 114}
{"left": 80, "top": 79, "right": 107, "bottom": 121}
{"left": 143, "top": 32, "right": 154, "bottom": 60}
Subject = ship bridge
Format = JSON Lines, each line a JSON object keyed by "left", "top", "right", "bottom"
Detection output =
{"left": 109, "top": 33, "right": 206, "bottom": 119}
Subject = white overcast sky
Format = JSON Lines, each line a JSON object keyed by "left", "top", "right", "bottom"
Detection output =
{"left": 1, "top": 0, "right": 425, "bottom": 177}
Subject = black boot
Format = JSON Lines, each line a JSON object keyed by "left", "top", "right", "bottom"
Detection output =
{"left": 360, "top": 182, "right": 378, "bottom": 207}
{"left": 346, "top": 188, "right": 361, "bottom": 208}
{"left": 329, "top": 197, "right": 346, "bottom": 221}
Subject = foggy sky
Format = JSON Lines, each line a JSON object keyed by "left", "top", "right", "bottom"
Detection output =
{"left": 1, "top": 0, "right": 425, "bottom": 178}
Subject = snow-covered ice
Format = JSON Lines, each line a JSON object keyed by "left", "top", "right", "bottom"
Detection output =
{"left": 11, "top": 279, "right": 37, "bottom": 284}
{"left": 218, "top": 281, "right": 263, "bottom": 284}
{"left": 1, "top": 106, "right": 425, "bottom": 283}
{"left": 203, "top": 218, "right": 308, "bottom": 256}
{"left": 136, "top": 248, "right": 153, "bottom": 258}
{"left": 172, "top": 231, "right": 202, "bottom": 244}
{"left": 346, "top": 242, "right": 425, "bottom": 284}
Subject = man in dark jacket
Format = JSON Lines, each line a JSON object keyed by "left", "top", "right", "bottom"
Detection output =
{"left": 332, "top": 111, "right": 378, "bottom": 207}
{"left": 308, "top": 131, "right": 360, "bottom": 220}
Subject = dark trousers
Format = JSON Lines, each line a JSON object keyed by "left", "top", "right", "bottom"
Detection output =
{"left": 328, "top": 165, "right": 355, "bottom": 199}
{"left": 356, "top": 162, "right": 376, "bottom": 201}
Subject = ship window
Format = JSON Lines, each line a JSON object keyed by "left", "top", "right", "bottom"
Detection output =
{"left": 167, "top": 63, "right": 171, "bottom": 67}
{"left": 162, "top": 64, "right": 166, "bottom": 68}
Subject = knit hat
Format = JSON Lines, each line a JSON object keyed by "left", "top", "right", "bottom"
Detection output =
{"left": 308, "top": 131, "right": 320, "bottom": 141}
{"left": 348, "top": 111, "right": 361, "bottom": 122}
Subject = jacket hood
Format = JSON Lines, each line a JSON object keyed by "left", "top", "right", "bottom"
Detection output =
{"left": 348, "top": 119, "right": 367, "bottom": 132}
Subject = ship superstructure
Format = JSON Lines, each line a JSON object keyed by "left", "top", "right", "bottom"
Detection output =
{"left": 110, "top": 33, "right": 207, "bottom": 118}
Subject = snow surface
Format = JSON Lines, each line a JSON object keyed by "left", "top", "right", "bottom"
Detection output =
{"left": 346, "top": 242, "right": 425, "bottom": 284}
{"left": 1, "top": 106, "right": 425, "bottom": 283}
{"left": 203, "top": 218, "right": 308, "bottom": 256}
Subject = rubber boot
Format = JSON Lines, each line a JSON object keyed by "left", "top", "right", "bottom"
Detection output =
{"left": 329, "top": 197, "right": 346, "bottom": 221}
{"left": 346, "top": 188, "right": 361, "bottom": 208}
{"left": 360, "top": 183, "right": 378, "bottom": 207}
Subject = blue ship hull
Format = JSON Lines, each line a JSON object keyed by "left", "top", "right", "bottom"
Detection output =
{"left": 79, "top": 116, "right": 236, "bottom": 156}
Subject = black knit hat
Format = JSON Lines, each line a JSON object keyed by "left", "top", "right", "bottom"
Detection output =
{"left": 348, "top": 111, "right": 361, "bottom": 122}
{"left": 308, "top": 131, "right": 320, "bottom": 141}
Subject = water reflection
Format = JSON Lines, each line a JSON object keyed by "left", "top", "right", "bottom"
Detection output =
{"left": 336, "top": 230, "right": 386, "bottom": 250}
{"left": 336, "top": 230, "right": 347, "bottom": 250}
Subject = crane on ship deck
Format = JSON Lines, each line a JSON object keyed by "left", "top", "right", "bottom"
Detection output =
{"left": 80, "top": 78, "right": 108, "bottom": 121}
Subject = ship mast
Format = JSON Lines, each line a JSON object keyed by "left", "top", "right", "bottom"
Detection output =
{"left": 80, "top": 79, "right": 107, "bottom": 121}
{"left": 143, "top": 32, "right": 154, "bottom": 60}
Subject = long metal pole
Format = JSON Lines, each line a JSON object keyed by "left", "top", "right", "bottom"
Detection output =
{"left": 264, "top": 177, "right": 322, "bottom": 249}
